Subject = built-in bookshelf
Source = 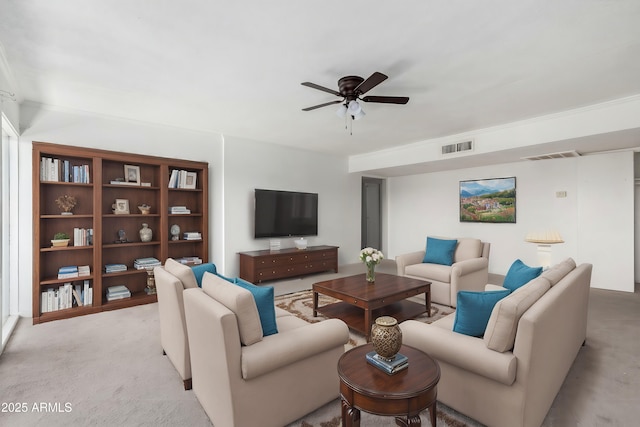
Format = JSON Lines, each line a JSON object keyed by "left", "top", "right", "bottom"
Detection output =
{"left": 33, "top": 142, "right": 209, "bottom": 324}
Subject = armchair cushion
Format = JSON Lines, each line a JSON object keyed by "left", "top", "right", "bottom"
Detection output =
{"left": 453, "top": 289, "right": 510, "bottom": 337}
{"left": 241, "top": 319, "right": 349, "bottom": 380}
{"left": 503, "top": 259, "right": 543, "bottom": 291}
{"left": 423, "top": 237, "right": 458, "bottom": 266}
{"left": 234, "top": 278, "right": 278, "bottom": 336}
{"left": 164, "top": 258, "right": 198, "bottom": 289}
{"left": 202, "top": 272, "right": 263, "bottom": 346}
{"left": 454, "top": 238, "right": 483, "bottom": 262}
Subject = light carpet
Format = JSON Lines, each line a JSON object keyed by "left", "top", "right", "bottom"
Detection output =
{"left": 276, "top": 290, "right": 483, "bottom": 427}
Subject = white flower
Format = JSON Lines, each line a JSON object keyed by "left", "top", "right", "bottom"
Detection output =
{"left": 360, "top": 248, "right": 384, "bottom": 265}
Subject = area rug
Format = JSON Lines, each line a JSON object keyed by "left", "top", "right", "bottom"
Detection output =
{"left": 275, "top": 290, "right": 483, "bottom": 427}
{"left": 275, "top": 289, "right": 454, "bottom": 348}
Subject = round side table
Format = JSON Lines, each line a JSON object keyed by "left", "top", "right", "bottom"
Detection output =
{"left": 337, "top": 344, "right": 440, "bottom": 426}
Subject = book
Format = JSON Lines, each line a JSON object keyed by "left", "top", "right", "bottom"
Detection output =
{"left": 58, "top": 265, "right": 79, "bottom": 279}
{"left": 365, "top": 351, "right": 409, "bottom": 374}
{"left": 107, "top": 285, "right": 129, "bottom": 295}
{"left": 78, "top": 265, "right": 90, "bottom": 276}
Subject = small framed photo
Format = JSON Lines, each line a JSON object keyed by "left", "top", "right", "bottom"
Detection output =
{"left": 184, "top": 171, "right": 197, "bottom": 189}
{"left": 124, "top": 164, "right": 141, "bottom": 185}
{"left": 113, "top": 198, "right": 130, "bottom": 215}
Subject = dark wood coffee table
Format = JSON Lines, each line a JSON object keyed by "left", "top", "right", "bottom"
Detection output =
{"left": 312, "top": 273, "right": 431, "bottom": 341}
{"left": 338, "top": 344, "right": 440, "bottom": 426}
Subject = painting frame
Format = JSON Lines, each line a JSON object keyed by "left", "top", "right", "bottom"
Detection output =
{"left": 459, "top": 177, "right": 516, "bottom": 223}
{"left": 124, "top": 164, "right": 141, "bottom": 185}
{"left": 184, "top": 171, "right": 197, "bottom": 189}
{"left": 113, "top": 198, "right": 130, "bottom": 215}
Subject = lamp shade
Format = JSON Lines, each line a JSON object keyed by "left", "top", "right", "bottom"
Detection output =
{"left": 352, "top": 109, "right": 366, "bottom": 120}
{"left": 347, "top": 100, "right": 362, "bottom": 115}
{"left": 336, "top": 104, "right": 347, "bottom": 118}
{"left": 525, "top": 230, "right": 564, "bottom": 244}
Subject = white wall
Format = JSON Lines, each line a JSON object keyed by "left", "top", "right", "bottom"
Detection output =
{"left": 222, "top": 136, "right": 362, "bottom": 277}
{"left": 17, "top": 103, "right": 225, "bottom": 317}
{"left": 387, "top": 151, "right": 634, "bottom": 291}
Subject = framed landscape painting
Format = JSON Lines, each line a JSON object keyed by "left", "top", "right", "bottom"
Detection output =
{"left": 460, "top": 177, "right": 516, "bottom": 223}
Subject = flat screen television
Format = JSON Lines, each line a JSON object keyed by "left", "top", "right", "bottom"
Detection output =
{"left": 254, "top": 189, "right": 318, "bottom": 238}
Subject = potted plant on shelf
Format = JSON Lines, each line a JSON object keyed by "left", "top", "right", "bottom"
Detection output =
{"left": 51, "top": 232, "right": 70, "bottom": 247}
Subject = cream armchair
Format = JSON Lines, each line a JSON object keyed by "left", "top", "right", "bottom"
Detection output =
{"left": 183, "top": 272, "right": 350, "bottom": 427}
{"left": 154, "top": 258, "right": 203, "bottom": 390}
{"left": 396, "top": 237, "right": 490, "bottom": 307}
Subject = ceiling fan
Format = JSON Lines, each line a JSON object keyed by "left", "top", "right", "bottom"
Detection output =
{"left": 301, "top": 72, "right": 409, "bottom": 119}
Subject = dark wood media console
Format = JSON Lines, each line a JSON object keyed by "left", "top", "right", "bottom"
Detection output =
{"left": 239, "top": 245, "right": 338, "bottom": 283}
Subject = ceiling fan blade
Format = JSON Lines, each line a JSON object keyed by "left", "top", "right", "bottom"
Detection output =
{"left": 301, "top": 82, "right": 341, "bottom": 97}
{"left": 355, "top": 72, "right": 388, "bottom": 95}
{"left": 302, "top": 100, "right": 342, "bottom": 111}
{"left": 362, "top": 96, "right": 410, "bottom": 104}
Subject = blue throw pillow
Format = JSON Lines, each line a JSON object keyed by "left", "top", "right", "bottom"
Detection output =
{"left": 503, "top": 259, "right": 543, "bottom": 291}
{"left": 453, "top": 290, "right": 511, "bottom": 337}
{"left": 234, "top": 278, "right": 278, "bottom": 336}
{"left": 191, "top": 263, "right": 217, "bottom": 287}
{"left": 423, "top": 237, "right": 458, "bottom": 266}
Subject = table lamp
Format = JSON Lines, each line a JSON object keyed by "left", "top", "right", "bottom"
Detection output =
{"left": 525, "top": 230, "right": 564, "bottom": 269}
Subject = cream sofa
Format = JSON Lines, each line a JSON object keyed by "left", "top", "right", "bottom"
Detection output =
{"left": 396, "top": 237, "right": 490, "bottom": 307}
{"left": 183, "top": 271, "right": 350, "bottom": 427}
{"left": 400, "top": 258, "right": 592, "bottom": 427}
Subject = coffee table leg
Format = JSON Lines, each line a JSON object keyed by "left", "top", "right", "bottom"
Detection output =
{"left": 426, "top": 290, "right": 432, "bottom": 317}
{"left": 313, "top": 291, "right": 318, "bottom": 317}
{"left": 364, "top": 308, "right": 372, "bottom": 341}
{"left": 430, "top": 401, "right": 436, "bottom": 427}
{"left": 341, "top": 398, "right": 361, "bottom": 427}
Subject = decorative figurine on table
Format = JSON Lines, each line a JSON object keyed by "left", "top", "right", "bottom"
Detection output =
{"left": 115, "top": 229, "right": 128, "bottom": 243}
{"left": 170, "top": 224, "right": 180, "bottom": 241}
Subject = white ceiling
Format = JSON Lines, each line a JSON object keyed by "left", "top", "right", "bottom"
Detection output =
{"left": 2, "top": 1, "right": 640, "bottom": 166}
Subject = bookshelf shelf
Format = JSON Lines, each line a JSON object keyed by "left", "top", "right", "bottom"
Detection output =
{"left": 33, "top": 142, "right": 208, "bottom": 324}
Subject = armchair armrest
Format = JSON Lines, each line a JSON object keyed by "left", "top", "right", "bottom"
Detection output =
{"left": 395, "top": 251, "right": 425, "bottom": 275}
{"left": 241, "top": 319, "right": 349, "bottom": 380}
{"left": 450, "top": 258, "right": 490, "bottom": 306}
{"left": 400, "top": 320, "right": 516, "bottom": 385}
{"left": 451, "top": 257, "right": 488, "bottom": 276}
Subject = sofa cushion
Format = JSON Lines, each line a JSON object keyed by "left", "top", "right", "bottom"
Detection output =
{"left": 503, "top": 259, "right": 543, "bottom": 291}
{"left": 454, "top": 238, "right": 482, "bottom": 263}
{"left": 234, "top": 278, "right": 278, "bottom": 336}
{"left": 540, "top": 258, "right": 576, "bottom": 286}
{"left": 484, "top": 277, "right": 551, "bottom": 352}
{"left": 201, "top": 272, "right": 263, "bottom": 346}
{"left": 191, "top": 263, "right": 218, "bottom": 287}
{"left": 453, "top": 289, "right": 511, "bottom": 337}
{"left": 164, "top": 258, "right": 198, "bottom": 289}
{"left": 423, "top": 237, "right": 458, "bottom": 266}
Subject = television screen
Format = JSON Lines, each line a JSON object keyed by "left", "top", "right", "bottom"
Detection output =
{"left": 254, "top": 189, "right": 318, "bottom": 238}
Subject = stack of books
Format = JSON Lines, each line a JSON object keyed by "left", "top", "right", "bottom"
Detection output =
{"left": 106, "top": 285, "right": 131, "bottom": 301}
{"left": 133, "top": 257, "right": 162, "bottom": 270}
{"left": 73, "top": 228, "right": 93, "bottom": 246}
{"left": 365, "top": 351, "right": 409, "bottom": 374}
{"left": 169, "top": 206, "right": 191, "bottom": 214}
{"left": 175, "top": 256, "right": 203, "bottom": 265}
{"left": 105, "top": 263, "right": 127, "bottom": 273}
{"left": 57, "top": 266, "right": 79, "bottom": 279}
{"left": 183, "top": 231, "right": 202, "bottom": 241}
{"left": 78, "top": 265, "right": 90, "bottom": 276}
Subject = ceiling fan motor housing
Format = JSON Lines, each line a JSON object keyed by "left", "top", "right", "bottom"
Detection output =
{"left": 338, "top": 76, "right": 365, "bottom": 100}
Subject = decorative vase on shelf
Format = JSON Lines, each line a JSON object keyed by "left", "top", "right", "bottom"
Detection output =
{"left": 371, "top": 316, "right": 403, "bottom": 361}
{"left": 366, "top": 263, "right": 376, "bottom": 283}
{"left": 139, "top": 223, "right": 153, "bottom": 242}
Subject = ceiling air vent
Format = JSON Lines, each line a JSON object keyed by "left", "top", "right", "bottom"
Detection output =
{"left": 441, "top": 140, "right": 474, "bottom": 156}
{"left": 521, "top": 150, "right": 580, "bottom": 161}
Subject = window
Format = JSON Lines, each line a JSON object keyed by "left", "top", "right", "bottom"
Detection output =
{"left": 1, "top": 112, "right": 18, "bottom": 353}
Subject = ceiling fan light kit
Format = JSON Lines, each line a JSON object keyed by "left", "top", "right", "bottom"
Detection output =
{"left": 301, "top": 72, "right": 409, "bottom": 131}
